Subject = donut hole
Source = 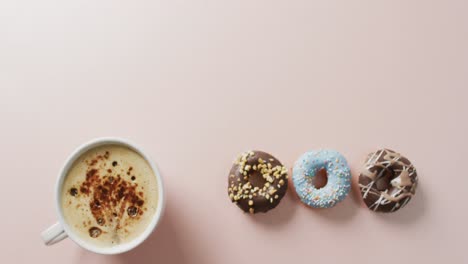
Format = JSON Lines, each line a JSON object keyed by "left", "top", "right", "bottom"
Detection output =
{"left": 375, "top": 167, "right": 396, "bottom": 191}
{"left": 249, "top": 171, "right": 267, "bottom": 188}
{"left": 313, "top": 168, "right": 328, "bottom": 189}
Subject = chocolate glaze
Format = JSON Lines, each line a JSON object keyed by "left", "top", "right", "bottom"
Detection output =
{"left": 359, "top": 149, "right": 418, "bottom": 213}
{"left": 228, "top": 151, "right": 288, "bottom": 214}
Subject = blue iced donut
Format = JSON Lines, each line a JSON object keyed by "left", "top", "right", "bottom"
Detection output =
{"left": 292, "top": 150, "right": 352, "bottom": 208}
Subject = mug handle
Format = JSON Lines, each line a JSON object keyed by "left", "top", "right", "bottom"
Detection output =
{"left": 41, "top": 222, "right": 68, "bottom": 245}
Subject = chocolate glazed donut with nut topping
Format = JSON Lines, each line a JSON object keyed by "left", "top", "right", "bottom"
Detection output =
{"left": 228, "top": 151, "right": 288, "bottom": 214}
{"left": 359, "top": 149, "right": 418, "bottom": 213}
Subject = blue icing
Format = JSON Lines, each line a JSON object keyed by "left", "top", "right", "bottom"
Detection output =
{"left": 292, "top": 150, "right": 351, "bottom": 208}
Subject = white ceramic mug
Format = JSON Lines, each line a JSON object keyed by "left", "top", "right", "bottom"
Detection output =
{"left": 41, "top": 137, "right": 165, "bottom": 254}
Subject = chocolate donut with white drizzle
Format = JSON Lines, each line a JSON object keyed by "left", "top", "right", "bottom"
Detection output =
{"left": 358, "top": 149, "right": 418, "bottom": 213}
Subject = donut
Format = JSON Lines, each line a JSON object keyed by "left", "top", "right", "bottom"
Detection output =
{"left": 359, "top": 149, "right": 418, "bottom": 213}
{"left": 292, "top": 150, "right": 351, "bottom": 208}
{"left": 228, "top": 151, "right": 288, "bottom": 214}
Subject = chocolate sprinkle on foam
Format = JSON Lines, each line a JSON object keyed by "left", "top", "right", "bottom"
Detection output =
{"left": 76, "top": 150, "right": 146, "bottom": 238}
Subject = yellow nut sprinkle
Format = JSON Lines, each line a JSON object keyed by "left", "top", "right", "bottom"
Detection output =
{"left": 249, "top": 208, "right": 255, "bottom": 214}
{"left": 248, "top": 200, "right": 253, "bottom": 206}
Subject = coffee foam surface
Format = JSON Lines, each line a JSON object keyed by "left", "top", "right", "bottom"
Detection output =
{"left": 61, "top": 145, "right": 158, "bottom": 248}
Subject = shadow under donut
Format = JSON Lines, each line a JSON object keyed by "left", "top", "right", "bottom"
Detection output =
{"left": 350, "top": 162, "right": 426, "bottom": 224}
{"left": 249, "top": 189, "right": 299, "bottom": 227}
{"left": 288, "top": 172, "right": 359, "bottom": 223}
{"left": 303, "top": 195, "right": 359, "bottom": 223}
{"left": 373, "top": 182, "right": 427, "bottom": 225}
{"left": 350, "top": 165, "right": 367, "bottom": 208}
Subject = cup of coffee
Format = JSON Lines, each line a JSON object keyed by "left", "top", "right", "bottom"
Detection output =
{"left": 41, "top": 137, "right": 165, "bottom": 254}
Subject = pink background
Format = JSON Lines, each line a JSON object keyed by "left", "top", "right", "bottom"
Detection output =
{"left": 1, "top": 1, "right": 467, "bottom": 263}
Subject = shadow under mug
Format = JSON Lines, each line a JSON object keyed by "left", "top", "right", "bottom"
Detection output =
{"left": 41, "top": 137, "right": 165, "bottom": 254}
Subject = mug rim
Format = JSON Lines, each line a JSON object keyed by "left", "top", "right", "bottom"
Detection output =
{"left": 54, "top": 137, "right": 165, "bottom": 255}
